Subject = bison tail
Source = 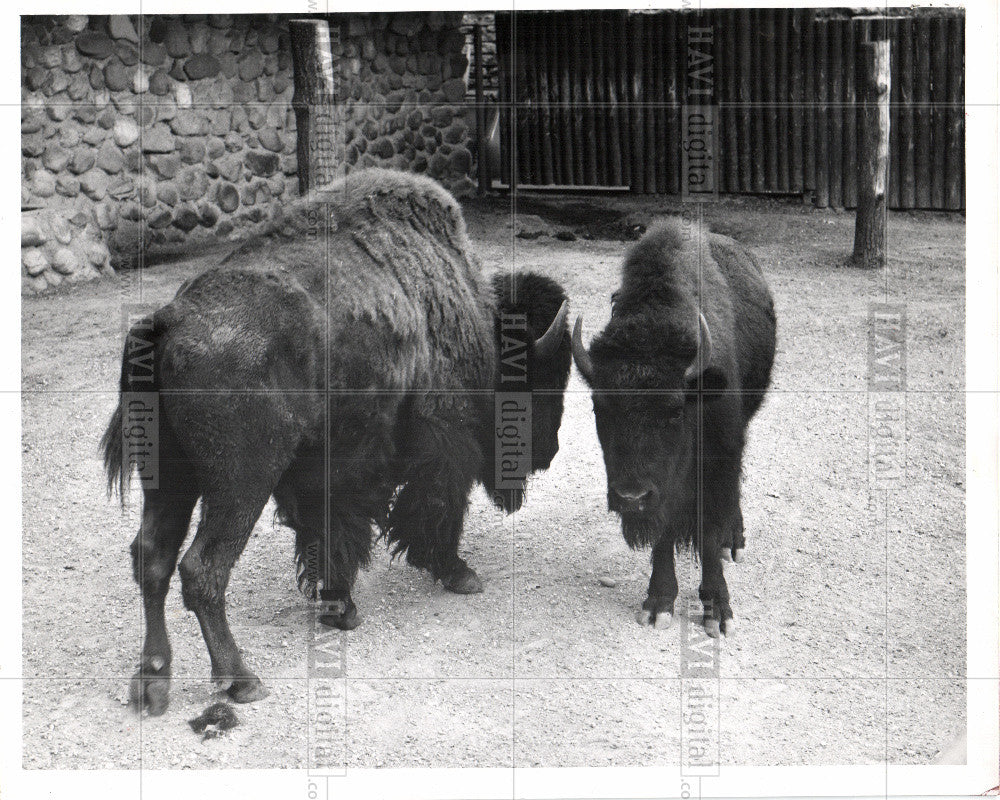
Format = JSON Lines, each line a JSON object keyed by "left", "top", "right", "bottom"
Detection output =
{"left": 100, "top": 313, "right": 163, "bottom": 505}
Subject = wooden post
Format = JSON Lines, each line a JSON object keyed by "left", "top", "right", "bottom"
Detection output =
{"left": 290, "top": 19, "right": 338, "bottom": 194}
{"left": 852, "top": 40, "right": 891, "bottom": 268}
{"left": 814, "top": 18, "right": 829, "bottom": 207}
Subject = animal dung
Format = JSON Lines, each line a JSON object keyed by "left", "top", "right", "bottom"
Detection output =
{"left": 188, "top": 702, "right": 240, "bottom": 740}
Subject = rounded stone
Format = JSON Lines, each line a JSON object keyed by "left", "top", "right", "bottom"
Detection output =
{"left": 42, "top": 146, "right": 70, "bottom": 172}
{"left": 96, "top": 143, "right": 124, "bottom": 174}
{"left": 89, "top": 65, "right": 105, "bottom": 91}
{"left": 116, "top": 41, "right": 139, "bottom": 67}
{"left": 444, "top": 121, "right": 467, "bottom": 144}
{"left": 32, "top": 170, "right": 56, "bottom": 197}
{"left": 184, "top": 53, "right": 221, "bottom": 81}
{"left": 51, "top": 247, "right": 78, "bottom": 275}
{"left": 179, "top": 138, "right": 206, "bottom": 164}
{"left": 238, "top": 52, "right": 264, "bottom": 82}
{"left": 372, "top": 138, "right": 394, "bottom": 159}
{"left": 146, "top": 208, "right": 173, "bottom": 229}
{"left": 169, "top": 111, "right": 208, "bottom": 136}
{"left": 22, "top": 248, "right": 49, "bottom": 276}
{"left": 152, "top": 153, "right": 181, "bottom": 179}
{"left": 113, "top": 118, "right": 140, "bottom": 148}
{"left": 244, "top": 150, "right": 279, "bottom": 177}
{"left": 156, "top": 184, "right": 178, "bottom": 206}
{"left": 448, "top": 146, "right": 472, "bottom": 175}
{"left": 172, "top": 205, "right": 199, "bottom": 232}
{"left": 76, "top": 31, "right": 113, "bottom": 59}
{"left": 104, "top": 61, "right": 132, "bottom": 93}
{"left": 197, "top": 202, "right": 219, "bottom": 227}
{"left": 257, "top": 128, "right": 283, "bottom": 153}
{"left": 142, "top": 123, "right": 175, "bottom": 153}
{"left": 51, "top": 216, "right": 73, "bottom": 244}
{"left": 176, "top": 168, "right": 210, "bottom": 201}
{"left": 216, "top": 182, "right": 239, "bottom": 213}
{"left": 165, "top": 21, "right": 190, "bottom": 58}
{"left": 141, "top": 42, "right": 167, "bottom": 67}
{"left": 56, "top": 175, "right": 80, "bottom": 197}
{"left": 147, "top": 69, "right": 171, "bottom": 96}
{"left": 223, "top": 132, "right": 243, "bottom": 153}
{"left": 206, "top": 136, "right": 225, "bottom": 159}
{"left": 85, "top": 240, "right": 111, "bottom": 267}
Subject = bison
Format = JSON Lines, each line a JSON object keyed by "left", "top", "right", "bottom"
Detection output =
{"left": 571, "top": 218, "right": 775, "bottom": 637}
{"left": 102, "top": 169, "right": 572, "bottom": 714}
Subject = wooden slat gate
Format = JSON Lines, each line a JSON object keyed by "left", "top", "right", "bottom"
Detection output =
{"left": 495, "top": 9, "right": 964, "bottom": 210}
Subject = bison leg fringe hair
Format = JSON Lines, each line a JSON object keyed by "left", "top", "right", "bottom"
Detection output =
{"left": 382, "top": 416, "right": 482, "bottom": 580}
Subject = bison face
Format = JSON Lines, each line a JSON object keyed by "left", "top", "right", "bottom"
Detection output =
{"left": 486, "top": 272, "right": 573, "bottom": 512}
{"left": 572, "top": 312, "right": 727, "bottom": 546}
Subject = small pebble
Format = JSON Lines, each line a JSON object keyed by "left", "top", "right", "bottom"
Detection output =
{"left": 598, "top": 576, "right": 617, "bottom": 588}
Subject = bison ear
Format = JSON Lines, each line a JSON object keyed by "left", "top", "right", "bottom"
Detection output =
{"left": 684, "top": 365, "right": 728, "bottom": 399}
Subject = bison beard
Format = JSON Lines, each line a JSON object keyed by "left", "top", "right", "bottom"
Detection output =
{"left": 572, "top": 218, "right": 776, "bottom": 637}
{"left": 102, "top": 169, "right": 571, "bottom": 714}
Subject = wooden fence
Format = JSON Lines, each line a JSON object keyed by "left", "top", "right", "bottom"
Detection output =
{"left": 494, "top": 9, "right": 964, "bottom": 210}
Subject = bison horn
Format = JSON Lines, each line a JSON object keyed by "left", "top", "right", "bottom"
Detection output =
{"left": 684, "top": 312, "right": 714, "bottom": 382}
{"left": 534, "top": 299, "right": 569, "bottom": 361}
{"left": 571, "top": 316, "right": 595, "bottom": 382}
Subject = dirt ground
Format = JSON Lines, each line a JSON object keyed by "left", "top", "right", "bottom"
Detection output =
{"left": 21, "top": 194, "right": 965, "bottom": 769}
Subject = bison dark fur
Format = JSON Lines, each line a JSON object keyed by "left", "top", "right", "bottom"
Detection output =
{"left": 571, "top": 218, "right": 776, "bottom": 637}
{"left": 101, "top": 169, "right": 571, "bottom": 714}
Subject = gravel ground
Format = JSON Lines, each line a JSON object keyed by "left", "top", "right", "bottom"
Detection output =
{"left": 21, "top": 195, "right": 965, "bottom": 769}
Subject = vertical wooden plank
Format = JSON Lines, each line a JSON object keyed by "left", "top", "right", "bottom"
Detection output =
{"left": 750, "top": 10, "right": 766, "bottom": 193}
{"left": 570, "top": 14, "right": 586, "bottom": 185}
{"left": 629, "top": 12, "right": 645, "bottom": 192}
{"left": 930, "top": 16, "right": 947, "bottom": 209}
{"left": 789, "top": 10, "right": 804, "bottom": 193}
{"left": 560, "top": 12, "right": 578, "bottom": 185}
{"left": 887, "top": 17, "right": 901, "bottom": 209}
{"left": 643, "top": 14, "right": 656, "bottom": 193}
{"left": 527, "top": 16, "right": 549, "bottom": 185}
{"left": 615, "top": 12, "right": 631, "bottom": 187}
{"left": 593, "top": 14, "right": 610, "bottom": 185}
{"left": 724, "top": 9, "right": 740, "bottom": 194}
{"left": 541, "top": 17, "right": 561, "bottom": 186}
{"left": 945, "top": 14, "right": 964, "bottom": 210}
{"left": 775, "top": 10, "right": 790, "bottom": 193}
{"left": 513, "top": 15, "right": 531, "bottom": 185}
{"left": 803, "top": 9, "right": 815, "bottom": 195}
{"left": 738, "top": 9, "right": 753, "bottom": 193}
{"left": 828, "top": 19, "right": 843, "bottom": 208}
{"left": 582, "top": 15, "right": 598, "bottom": 185}
{"left": 761, "top": 10, "right": 778, "bottom": 192}
{"left": 666, "top": 10, "right": 681, "bottom": 194}
{"left": 495, "top": 12, "right": 512, "bottom": 186}
{"left": 603, "top": 12, "right": 624, "bottom": 186}
{"left": 707, "top": 10, "right": 724, "bottom": 193}
{"left": 814, "top": 14, "right": 829, "bottom": 207}
{"left": 655, "top": 12, "right": 668, "bottom": 193}
{"left": 914, "top": 16, "right": 932, "bottom": 208}
{"left": 897, "top": 17, "right": 915, "bottom": 209}
{"left": 843, "top": 18, "right": 857, "bottom": 207}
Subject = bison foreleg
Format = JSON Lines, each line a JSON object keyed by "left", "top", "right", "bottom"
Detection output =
{"left": 385, "top": 419, "right": 482, "bottom": 594}
{"left": 637, "top": 534, "right": 679, "bottom": 629}
{"left": 698, "top": 528, "right": 735, "bottom": 638}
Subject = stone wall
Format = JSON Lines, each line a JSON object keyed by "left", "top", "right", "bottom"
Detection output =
{"left": 21, "top": 12, "right": 473, "bottom": 293}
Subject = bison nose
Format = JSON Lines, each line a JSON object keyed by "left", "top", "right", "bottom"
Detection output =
{"left": 612, "top": 485, "right": 654, "bottom": 514}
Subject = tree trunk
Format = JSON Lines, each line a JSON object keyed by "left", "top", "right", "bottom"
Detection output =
{"left": 290, "top": 19, "right": 339, "bottom": 195}
{"left": 852, "top": 40, "right": 891, "bottom": 268}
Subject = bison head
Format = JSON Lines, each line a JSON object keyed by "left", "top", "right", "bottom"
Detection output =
{"left": 571, "top": 309, "right": 727, "bottom": 546}
{"left": 484, "top": 272, "right": 572, "bottom": 512}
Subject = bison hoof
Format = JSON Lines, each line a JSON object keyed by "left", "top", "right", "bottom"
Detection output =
{"left": 720, "top": 546, "right": 746, "bottom": 563}
{"left": 442, "top": 563, "right": 483, "bottom": 594}
{"left": 703, "top": 614, "right": 736, "bottom": 639}
{"left": 226, "top": 676, "right": 270, "bottom": 704}
{"left": 320, "top": 599, "right": 361, "bottom": 630}
{"left": 129, "top": 657, "right": 171, "bottom": 716}
{"left": 636, "top": 596, "right": 675, "bottom": 628}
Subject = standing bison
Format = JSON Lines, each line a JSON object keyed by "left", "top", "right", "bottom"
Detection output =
{"left": 102, "top": 169, "right": 571, "bottom": 713}
{"left": 571, "top": 218, "right": 775, "bottom": 637}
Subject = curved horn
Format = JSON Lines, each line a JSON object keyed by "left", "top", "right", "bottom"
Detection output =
{"left": 571, "top": 316, "right": 595, "bottom": 383}
{"left": 684, "top": 312, "right": 713, "bottom": 382}
{"left": 533, "top": 299, "right": 569, "bottom": 361}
